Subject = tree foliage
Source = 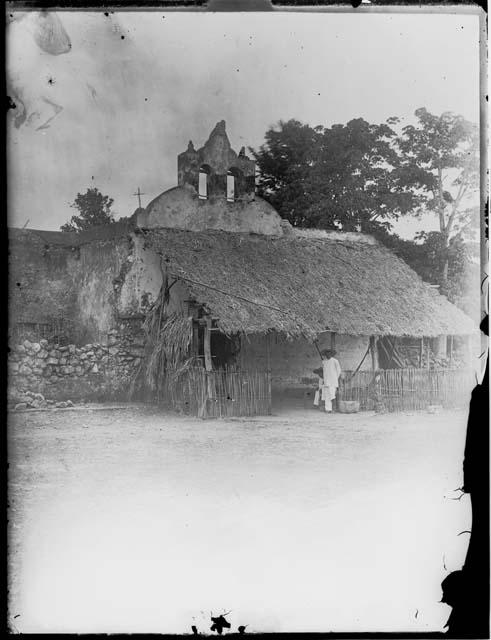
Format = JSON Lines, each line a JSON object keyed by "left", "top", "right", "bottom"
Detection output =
{"left": 395, "top": 108, "right": 479, "bottom": 283}
{"left": 372, "top": 226, "right": 479, "bottom": 316}
{"left": 251, "top": 117, "right": 417, "bottom": 231}
{"left": 250, "top": 119, "right": 320, "bottom": 227}
{"left": 252, "top": 110, "right": 480, "bottom": 308}
{"left": 61, "top": 188, "right": 115, "bottom": 232}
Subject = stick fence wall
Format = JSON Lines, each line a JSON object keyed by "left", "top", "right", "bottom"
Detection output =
{"left": 159, "top": 367, "right": 474, "bottom": 417}
{"left": 160, "top": 367, "right": 272, "bottom": 418}
{"left": 339, "top": 368, "right": 475, "bottom": 412}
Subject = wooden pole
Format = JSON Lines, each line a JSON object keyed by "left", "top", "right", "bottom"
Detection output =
{"left": 426, "top": 339, "right": 431, "bottom": 371}
{"left": 203, "top": 317, "right": 214, "bottom": 412}
{"left": 449, "top": 335, "right": 454, "bottom": 367}
{"left": 313, "top": 338, "right": 323, "bottom": 359}
{"left": 370, "top": 336, "right": 377, "bottom": 371}
{"left": 266, "top": 333, "right": 272, "bottom": 414}
{"left": 192, "top": 320, "right": 200, "bottom": 362}
{"left": 419, "top": 338, "right": 424, "bottom": 368}
{"left": 204, "top": 317, "right": 213, "bottom": 372}
{"left": 330, "top": 332, "right": 336, "bottom": 352}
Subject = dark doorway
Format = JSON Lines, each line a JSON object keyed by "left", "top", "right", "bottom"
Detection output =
{"left": 210, "top": 332, "right": 239, "bottom": 369}
{"left": 377, "top": 336, "right": 404, "bottom": 369}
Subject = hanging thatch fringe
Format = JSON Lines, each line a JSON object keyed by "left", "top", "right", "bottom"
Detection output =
{"left": 139, "top": 281, "right": 194, "bottom": 396}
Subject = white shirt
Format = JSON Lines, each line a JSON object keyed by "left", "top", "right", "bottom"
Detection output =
{"left": 322, "top": 358, "right": 341, "bottom": 389}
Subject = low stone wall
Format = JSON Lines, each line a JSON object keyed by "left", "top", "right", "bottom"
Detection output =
{"left": 8, "top": 328, "right": 145, "bottom": 406}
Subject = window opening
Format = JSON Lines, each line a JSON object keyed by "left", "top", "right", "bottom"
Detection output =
{"left": 226, "top": 172, "right": 235, "bottom": 202}
{"left": 198, "top": 171, "right": 208, "bottom": 199}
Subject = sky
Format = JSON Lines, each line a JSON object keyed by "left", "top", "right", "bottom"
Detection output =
{"left": 7, "top": 10, "right": 481, "bottom": 236}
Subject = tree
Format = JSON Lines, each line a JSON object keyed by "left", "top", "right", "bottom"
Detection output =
{"left": 395, "top": 108, "right": 479, "bottom": 288}
{"left": 253, "top": 111, "right": 479, "bottom": 308}
{"left": 250, "top": 119, "right": 321, "bottom": 227}
{"left": 372, "top": 226, "right": 479, "bottom": 318}
{"left": 251, "top": 118, "right": 417, "bottom": 231}
{"left": 61, "top": 188, "right": 115, "bottom": 232}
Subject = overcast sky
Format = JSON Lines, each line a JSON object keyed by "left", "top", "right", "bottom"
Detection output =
{"left": 7, "top": 10, "right": 481, "bottom": 236}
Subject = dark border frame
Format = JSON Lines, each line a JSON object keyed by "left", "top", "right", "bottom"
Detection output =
{"left": 4, "top": 1, "right": 488, "bottom": 637}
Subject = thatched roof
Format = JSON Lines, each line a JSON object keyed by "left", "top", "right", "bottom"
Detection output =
{"left": 143, "top": 228, "right": 476, "bottom": 339}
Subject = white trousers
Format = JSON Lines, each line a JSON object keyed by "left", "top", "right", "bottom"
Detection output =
{"left": 313, "top": 385, "right": 336, "bottom": 412}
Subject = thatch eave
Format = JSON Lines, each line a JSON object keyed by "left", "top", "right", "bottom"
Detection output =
{"left": 143, "top": 228, "right": 477, "bottom": 339}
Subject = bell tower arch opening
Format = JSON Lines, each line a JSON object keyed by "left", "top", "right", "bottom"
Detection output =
{"left": 177, "top": 121, "right": 256, "bottom": 201}
{"left": 226, "top": 167, "right": 243, "bottom": 202}
{"left": 198, "top": 164, "right": 212, "bottom": 200}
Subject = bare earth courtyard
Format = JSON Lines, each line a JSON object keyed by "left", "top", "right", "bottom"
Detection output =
{"left": 8, "top": 405, "right": 472, "bottom": 634}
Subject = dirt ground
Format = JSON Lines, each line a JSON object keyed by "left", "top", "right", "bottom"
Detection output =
{"left": 8, "top": 403, "right": 472, "bottom": 634}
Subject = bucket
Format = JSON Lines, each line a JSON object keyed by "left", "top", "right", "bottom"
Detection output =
{"left": 338, "top": 399, "right": 360, "bottom": 414}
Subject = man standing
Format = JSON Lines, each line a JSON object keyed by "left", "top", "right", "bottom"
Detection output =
{"left": 320, "top": 349, "right": 342, "bottom": 412}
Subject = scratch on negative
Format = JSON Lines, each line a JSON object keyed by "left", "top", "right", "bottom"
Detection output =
{"left": 36, "top": 97, "right": 63, "bottom": 131}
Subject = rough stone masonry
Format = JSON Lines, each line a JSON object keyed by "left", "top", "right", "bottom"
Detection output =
{"left": 8, "top": 327, "right": 145, "bottom": 409}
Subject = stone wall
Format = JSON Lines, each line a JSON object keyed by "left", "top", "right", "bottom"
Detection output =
{"left": 8, "top": 324, "right": 146, "bottom": 407}
{"left": 9, "top": 229, "right": 165, "bottom": 345}
{"left": 70, "top": 237, "right": 133, "bottom": 340}
{"left": 9, "top": 231, "right": 78, "bottom": 331}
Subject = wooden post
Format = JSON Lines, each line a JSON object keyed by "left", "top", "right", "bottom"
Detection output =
{"left": 449, "top": 335, "right": 454, "bottom": 367}
{"left": 433, "top": 335, "right": 446, "bottom": 359}
{"left": 203, "top": 317, "right": 214, "bottom": 411}
{"left": 204, "top": 317, "right": 213, "bottom": 371}
{"left": 330, "top": 332, "right": 336, "bottom": 352}
{"left": 419, "top": 338, "right": 424, "bottom": 368}
{"left": 426, "top": 340, "right": 431, "bottom": 371}
{"left": 266, "top": 333, "right": 272, "bottom": 414}
{"left": 192, "top": 320, "right": 200, "bottom": 362}
{"left": 369, "top": 336, "right": 378, "bottom": 371}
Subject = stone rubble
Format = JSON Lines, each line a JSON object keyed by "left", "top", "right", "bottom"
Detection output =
{"left": 8, "top": 329, "right": 145, "bottom": 408}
